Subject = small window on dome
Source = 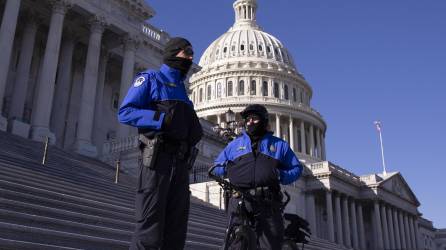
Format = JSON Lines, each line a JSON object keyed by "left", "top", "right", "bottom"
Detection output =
{"left": 224, "top": 47, "right": 227, "bottom": 53}
{"left": 267, "top": 46, "right": 271, "bottom": 53}
{"left": 259, "top": 45, "right": 263, "bottom": 51}
{"left": 250, "top": 44, "right": 254, "bottom": 50}
{"left": 231, "top": 45, "right": 235, "bottom": 51}
{"left": 274, "top": 48, "right": 279, "bottom": 54}
{"left": 241, "top": 44, "right": 245, "bottom": 51}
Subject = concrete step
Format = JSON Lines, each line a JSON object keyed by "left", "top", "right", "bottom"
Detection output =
{"left": 0, "top": 238, "right": 82, "bottom": 250}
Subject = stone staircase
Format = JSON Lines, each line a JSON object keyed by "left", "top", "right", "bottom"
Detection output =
{"left": 0, "top": 131, "right": 227, "bottom": 250}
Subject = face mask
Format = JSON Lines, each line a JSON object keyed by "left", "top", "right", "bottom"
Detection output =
{"left": 164, "top": 57, "right": 193, "bottom": 76}
{"left": 246, "top": 114, "right": 267, "bottom": 137}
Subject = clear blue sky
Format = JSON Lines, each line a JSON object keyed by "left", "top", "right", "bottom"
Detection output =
{"left": 146, "top": 0, "right": 446, "bottom": 228}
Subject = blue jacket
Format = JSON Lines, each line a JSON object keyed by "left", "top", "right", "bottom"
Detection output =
{"left": 214, "top": 131, "right": 303, "bottom": 187}
{"left": 118, "top": 64, "right": 202, "bottom": 145}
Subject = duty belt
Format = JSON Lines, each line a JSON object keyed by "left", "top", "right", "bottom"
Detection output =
{"left": 233, "top": 186, "right": 276, "bottom": 198}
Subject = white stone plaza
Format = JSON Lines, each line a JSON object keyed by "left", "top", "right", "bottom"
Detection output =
{"left": 0, "top": 0, "right": 444, "bottom": 249}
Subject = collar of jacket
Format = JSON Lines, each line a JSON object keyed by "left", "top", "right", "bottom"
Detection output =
{"left": 160, "top": 64, "right": 185, "bottom": 82}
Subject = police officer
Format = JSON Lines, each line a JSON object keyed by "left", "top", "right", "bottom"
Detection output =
{"left": 212, "top": 104, "right": 303, "bottom": 249}
{"left": 118, "top": 37, "right": 203, "bottom": 250}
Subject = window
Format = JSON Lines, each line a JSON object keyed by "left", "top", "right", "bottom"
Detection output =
{"left": 262, "top": 81, "right": 268, "bottom": 96}
{"left": 224, "top": 47, "right": 227, "bottom": 53}
{"left": 274, "top": 48, "right": 279, "bottom": 54}
{"left": 241, "top": 44, "right": 245, "bottom": 51}
{"left": 267, "top": 46, "right": 271, "bottom": 53}
{"left": 231, "top": 45, "right": 235, "bottom": 51}
{"left": 258, "top": 45, "right": 263, "bottom": 51}
{"left": 300, "top": 91, "right": 304, "bottom": 104}
{"left": 284, "top": 85, "right": 289, "bottom": 100}
{"left": 227, "top": 81, "right": 233, "bottom": 96}
{"left": 293, "top": 88, "right": 297, "bottom": 102}
{"left": 249, "top": 44, "right": 254, "bottom": 50}
{"left": 217, "top": 82, "right": 222, "bottom": 98}
{"left": 250, "top": 80, "right": 256, "bottom": 95}
{"left": 207, "top": 85, "right": 212, "bottom": 100}
{"left": 238, "top": 80, "right": 245, "bottom": 95}
{"left": 273, "top": 82, "right": 279, "bottom": 98}
{"left": 199, "top": 88, "right": 203, "bottom": 102}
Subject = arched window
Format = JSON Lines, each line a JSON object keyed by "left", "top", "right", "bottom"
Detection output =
{"left": 262, "top": 81, "right": 268, "bottom": 96}
{"left": 217, "top": 82, "right": 222, "bottom": 98}
{"left": 199, "top": 88, "right": 203, "bottom": 102}
{"left": 293, "top": 88, "right": 297, "bottom": 102}
{"left": 238, "top": 80, "right": 245, "bottom": 95}
{"left": 207, "top": 85, "right": 212, "bottom": 100}
{"left": 241, "top": 44, "right": 245, "bottom": 51}
{"left": 224, "top": 47, "right": 227, "bottom": 53}
{"left": 227, "top": 81, "right": 233, "bottom": 96}
{"left": 231, "top": 45, "right": 235, "bottom": 51}
{"left": 250, "top": 80, "right": 256, "bottom": 95}
{"left": 284, "top": 85, "right": 289, "bottom": 100}
{"left": 249, "top": 44, "right": 254, "bottom": 50}
{"left": 259, "top": 45, "right": 263, "bottom": 51}
{"left": 267, "top": 46, "right": 271, "bottom": 53}
{"left": 273, "top": 82, "right": 279, "bottom": 98}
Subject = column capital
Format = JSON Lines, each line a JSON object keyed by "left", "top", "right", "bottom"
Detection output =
{"left": 122, "top": 34, "right": 140, "bottom": 52}
{"left": 88, "top": 15, "right": 107, "bottom": 34}
{"left": 49, "top": 0, "right": 72, "bottom": 15}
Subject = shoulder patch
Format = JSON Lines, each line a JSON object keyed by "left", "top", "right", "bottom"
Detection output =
{"left": 237, "top": 146, "right": 246, "bottom": 151}
{"left": 133, "top": 76, "right": 146, "bottom": 87}
{"left": 269, "top": 144, "right": 276, "bottom": 153}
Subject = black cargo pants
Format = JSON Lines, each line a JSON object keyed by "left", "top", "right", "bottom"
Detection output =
{"left": 130, "top": 149, "right": 190, "bottom": 250}
{"left": 227, "top": 194, "right": 284, "bottom": 250}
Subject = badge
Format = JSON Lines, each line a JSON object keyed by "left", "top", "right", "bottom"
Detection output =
{"left": 237, "top": 146, "right": 246, "bottom": 151}
{"left": 133, "top": 76, "right": 146, "bottom": 87}
{"left": 167, "top": 82, "right": 177, "bottom": 87}
{"left": 269, "top": 145, "right": 276, "bottom": 153}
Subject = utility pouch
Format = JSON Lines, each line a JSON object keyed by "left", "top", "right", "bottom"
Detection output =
{"left": 139, "top": 134, "right": 162, "bottom": 169}
{"left": 186, "top": 146, "right": 199, "bottom": 170}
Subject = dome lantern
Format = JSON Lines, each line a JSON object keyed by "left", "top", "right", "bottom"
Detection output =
{"left": 233, "top": 0, "right": 259, "bottom": 30}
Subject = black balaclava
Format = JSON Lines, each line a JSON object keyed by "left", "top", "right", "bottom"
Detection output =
{"left": 163, "top": 37, "right": 193, "bottom": 76}
{"left": 245, "top": 113, "right": 268, "bottom": 153}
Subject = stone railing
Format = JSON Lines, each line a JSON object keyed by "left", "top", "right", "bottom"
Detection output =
{"left": 141, "top": 23, "right": 168, "bottom": 44}
{"left": 102, "top": 135, "right": 139, "bottom": 155}
{"left": 194, "top": 96, "right": 322, "bottom": 118}
{"left": 309, "top": 161, "right": 362, "bottom": 185}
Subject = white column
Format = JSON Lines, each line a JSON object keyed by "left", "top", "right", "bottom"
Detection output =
{"left": 117, "top": 35, "right": 137, "bottom": 138}
{"left": 334, "top": 193, "right": 343, "bottom": 245}
{"left": 350, "top": 199, "right": 359, "bottom": 249}
{"left": 357, "top": 203, "right": 366, "bottom": 250}
{"left": 289, "top": 116, "right": 295, "bottom": 151}
{"left": 413, "top": 217, "right": 421, "bottom": 250}
{"left": 74, "top": 16, "right": 105, "bottom": 157}
{"left": 217, "top": 113, "right": 222, "bottom": 126}
{"left": 373, "top": 201, "right": 384, "bottom": 250}
{"left": 9, "top": 17, "right": 39, "bottom": 120}
{"left": 309, "top": 124, "right": 315, "bottom": 157}
{"left": 30, "top": 0, "right": 70, "bottom": 143}
{"left": 92, "top": 49, "right": 109, "bottom": 149}
{"left": 398, "top": 211, "right": 407, "bottom": 250}
{"left": 305, "top": 192, "right": 317, "bottom": 237}
{"left": 325, "top": 191, "right": 335, "bottom": 242}
{"left": 409, "top": 216, "right": 416, "bottom": 250}
{"left": 50, "top": 32, "right": 76, "bottom": 147}
{"left": 300, "top": 120, "right": 306, "bottom": 154}
{"left": 403, "top": 213, "right": 412, "bottom": 249}
{"left": 380, "top": 204, "right": 390, "bottom": 250}
{"left": 321, "top": 132, "right": 326, "bottom": 160}
{"left": 0, "top": 0, "right": 22, "bottom": 130}
{"left": 387, "top": 206, "right": 396, "bottom": 250}
{"left": 316, "top": 128, "right": 322, "bottom": 159}
{"left": 342, "top": 196, "right": 351, "bottom": 247}
{"left": 275, "top": 113, "right": 281, "bottom": 138}
{"left": 393, "top": 209, "right": 402, "bottom": 250}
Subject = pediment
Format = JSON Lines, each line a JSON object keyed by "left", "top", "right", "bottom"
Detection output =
{"left": 380, "top": 173, "right": 420, "bottom": 206}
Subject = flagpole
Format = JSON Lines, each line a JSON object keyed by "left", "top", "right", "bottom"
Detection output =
{"left": 374, "top": 121, "right": 387, "bottom": 176}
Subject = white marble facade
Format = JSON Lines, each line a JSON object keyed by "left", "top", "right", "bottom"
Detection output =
{"left": 1, "top": 0, "right": 444, "bottom": 249}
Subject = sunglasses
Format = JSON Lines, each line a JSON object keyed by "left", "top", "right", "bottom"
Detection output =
{"left": 183, "top": 47, "right": 194, "bottom": 57}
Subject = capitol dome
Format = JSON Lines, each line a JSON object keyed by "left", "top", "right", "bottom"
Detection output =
{"left": 190, "top": 0, "right": 327, "bottom": 161}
